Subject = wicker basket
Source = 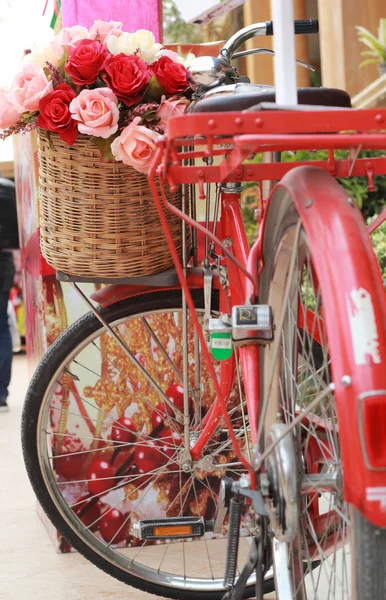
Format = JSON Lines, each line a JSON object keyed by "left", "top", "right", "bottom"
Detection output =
{"left": 38, "top": 129, "right": 189, "bottom": 279}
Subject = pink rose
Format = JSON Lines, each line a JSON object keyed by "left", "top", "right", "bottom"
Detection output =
{"left": 156, "top": 95, "right": 190, "bottom": 130}
{"left": 10, "top": 64, "right": 53, "bottom": 113}
{"left": 70, "top": 88, "right": 119, "bottom": 138}
{"left": 157, "top": 49, "right": 181, "bottom": 63}
{"left": 0, "top": 87, "right": 20, "bottom": 129}
{"left": 111, "top": 116, "right": 160, "bottom": 174}
{"left": 89, "top": 20, "right": 123, "bottom": 43}
{"left": 57, "top": 25, "right": 89, "bottom": 54}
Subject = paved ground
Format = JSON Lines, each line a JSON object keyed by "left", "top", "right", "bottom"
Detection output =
{"left": 0, "top": 354, "right": 161, "bottom": 600}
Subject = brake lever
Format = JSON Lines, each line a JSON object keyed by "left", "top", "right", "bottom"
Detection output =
{"left": 232, "top": 47, "right": 316, "bottom": 71}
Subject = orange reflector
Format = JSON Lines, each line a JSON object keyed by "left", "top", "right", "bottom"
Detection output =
{"left": 153, "top": 525, "right": 193, "bottom": 537}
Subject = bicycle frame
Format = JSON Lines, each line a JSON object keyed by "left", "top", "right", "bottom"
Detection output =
{"left": 91, "top": 106, "right": 386, "bottom": 527}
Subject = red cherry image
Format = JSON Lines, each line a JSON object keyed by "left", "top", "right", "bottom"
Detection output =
{"left": 111, "top": 417, "right": 137, "bottom": 445}
{"left": 74, "top": 495, "right": 102, "bottom": 530}
{"left": 125, "top": 463, "right": 152, "bottom": 490}
{"left": 166, "top": 383, "right": 193, "bottom": 414}
{"left": 165, "top": 384, "right": 185, "bottom": 412}
{"left": 151, "top": 384, "right": 191, "bottom": 429}
{"left": 113, "top": 449, "right": 134, "bottom": 472}
{"left": 158, "top": 427, "right": 182, "bottom": 465}
{"left": 99, "top": 508, "right": 127, "bottom": 544}
{"left": 134, "top": 441, "right": 162, "bottom": 474}
{"left": 86, "top": 458, "right": 116, "bottom": 497}
{"left": 55, "top": 452, "right": 85, "bottom": 480}
{"left": 151, "top": 402, "right": 172, "bottom": 429}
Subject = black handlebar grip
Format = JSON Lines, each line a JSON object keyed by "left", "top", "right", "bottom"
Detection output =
{"left": 266, "top": 19, "right": 319, "bottom": 36}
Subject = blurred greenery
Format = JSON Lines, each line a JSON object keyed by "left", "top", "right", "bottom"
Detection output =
{"left": 369, "top": 215, "right": 386, "bottom": 279}
{"left": 162, "top": 0, "right": 203, "bottom": 44}
{"left": 241, "top": 150, "right": 386, "bottom": 278}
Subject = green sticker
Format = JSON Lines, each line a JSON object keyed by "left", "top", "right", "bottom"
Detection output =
{"left": 210, "top": 332, "right": 233, "bottom": 360}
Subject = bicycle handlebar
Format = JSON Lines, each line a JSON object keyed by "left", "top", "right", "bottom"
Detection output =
{"left": 187, "top": 19, "right": 319, "bottom": 91}
{"left": 221, "top": 19, "right": 319, "bottom": 61}
{"left": 266, "top": 19, "right": 319, "bottom": 36}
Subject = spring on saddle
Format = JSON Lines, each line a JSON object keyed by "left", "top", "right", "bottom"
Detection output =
{"left": 223, "top": 496, "right": 242, "bottom": 589}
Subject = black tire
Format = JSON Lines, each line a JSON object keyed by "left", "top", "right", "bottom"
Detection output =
{"left": 352, "top": 507, "right": 386, "bottom": 599}
{"left": 22, "top": 289, "right": 275, "bottom": 600}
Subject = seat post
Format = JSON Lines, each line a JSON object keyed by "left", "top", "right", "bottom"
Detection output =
{"left": 271, "top": 0, "right": 298, "bottom": 106}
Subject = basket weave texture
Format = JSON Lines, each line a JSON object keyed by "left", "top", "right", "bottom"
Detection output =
{"left": 38, "top": 129, "right": 188, "bottom": 279}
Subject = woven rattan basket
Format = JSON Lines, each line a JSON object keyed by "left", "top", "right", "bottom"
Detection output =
{"left": 38, "top": 129, "right": 189, "bottom": 279}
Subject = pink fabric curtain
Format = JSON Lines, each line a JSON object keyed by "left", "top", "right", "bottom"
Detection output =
{"left": 61, "top": 0, "right": 162, "bottom": 41}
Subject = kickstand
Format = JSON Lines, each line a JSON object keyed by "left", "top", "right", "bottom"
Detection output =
{"left": 222, "top": 537, "right": 263, "bottom": 600}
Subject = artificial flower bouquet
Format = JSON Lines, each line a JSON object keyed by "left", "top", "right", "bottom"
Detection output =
{"left": 0, "top": 21, "right": 193, "bottom": 174}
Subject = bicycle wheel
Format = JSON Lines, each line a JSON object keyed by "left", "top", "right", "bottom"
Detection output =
{"left": 22, "top": 289, "right": 274, "bottom": 600}
{"left": 258, "top": 184, "right": 386, "bottom": 599}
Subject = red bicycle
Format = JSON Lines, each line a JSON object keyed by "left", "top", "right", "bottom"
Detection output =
{"left": 22, "top": 19, "right": 386, "bottom": 600}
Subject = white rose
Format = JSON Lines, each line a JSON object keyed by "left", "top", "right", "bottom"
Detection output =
{"left": 106, "top": 29, "right": 163, "bottom": 63}
{"left": 154, "top": 49, "right": 196, "bottom": 67}
{"left": 23, "top": 41, "right": 62, "bottom": 69}
{"left": 183, "top": 52, "right": 196, "bottom": 67}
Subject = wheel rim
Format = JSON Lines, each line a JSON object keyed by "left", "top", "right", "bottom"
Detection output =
{"left": 36, "top": 305, "right": 262, "bottom": 593}
{"left": 262, "top": 224, "right": 351, "bottom": 599}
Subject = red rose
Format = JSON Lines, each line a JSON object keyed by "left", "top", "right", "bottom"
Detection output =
{"left": 102, "top": 54, "right": 150, "bottom": 107}
{"left": 38, "top": 83, "right": 78, "bottom": 145}
{"left": 150, "top": 56, "right": 188, "bottom": 95}
{"left": 65, "top": 39, "right": 108, "bottom": 86}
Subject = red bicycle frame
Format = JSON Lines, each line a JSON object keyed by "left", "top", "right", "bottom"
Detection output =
{"left": 92, "top": 106, "right": 386, "bottom": 527}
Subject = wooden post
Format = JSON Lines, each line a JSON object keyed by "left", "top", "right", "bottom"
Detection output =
{"left": 243, "top": 0, "right": 310, "bottom": 87}
{"left": 318, "top": 0, "right": 386, "bottom": 97}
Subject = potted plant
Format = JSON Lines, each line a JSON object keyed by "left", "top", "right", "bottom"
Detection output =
{"left": 356, "top": 18, "right": 386, "bottom": 76}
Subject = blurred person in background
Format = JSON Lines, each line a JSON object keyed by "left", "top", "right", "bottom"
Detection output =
{"left": 0, "top": 177, "right": 19, "bottom": 412}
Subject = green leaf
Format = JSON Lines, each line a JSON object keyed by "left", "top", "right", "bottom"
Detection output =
{"left": 360, "top": 50, "right": 379, "bottom": 57}
{"left": 21, "top": 111, "right": 39, "bottom": 124}
{"left": 140, "top": 109, "right": 160, "bottom": 124}
{"left": 142, "top": 76, "right": 164, "bottom": 103}
{"left": 357, "top": 29, "right": 386, "bottom": 60}
{"left": 57, "top": 50, "right": 68, "bottom": 77}
{"left": 91, "top": 135, "right": 118, "bottom": 162}
{"left": 379, "top": 19, "right": 386, "bottom": 46}
{"left": 93, "top": 78, "right": 107, "bottom": 89}
{"left": 359, "top": 58, "right": 381, "bottom": 68}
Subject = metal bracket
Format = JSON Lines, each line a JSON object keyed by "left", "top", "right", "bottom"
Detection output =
{"left": 203, "top": 266, "right": 213, "bottom": 331}
{"left": 195, "top": 454, "right": 216, "bottom": 473}
{"left": 230, "top": 475, "right": 267, "bottom": 516}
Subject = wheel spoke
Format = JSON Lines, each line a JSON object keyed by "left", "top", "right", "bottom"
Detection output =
{"left": 262, "top": 223, "right": 351, "bottom": 599}
{"left": 31, "top": 297, "right": 261, "bottom": 594}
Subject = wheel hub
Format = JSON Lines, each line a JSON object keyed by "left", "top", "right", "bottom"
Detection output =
{"left": 264, "top": 423, "right": 299, "bottom": 543}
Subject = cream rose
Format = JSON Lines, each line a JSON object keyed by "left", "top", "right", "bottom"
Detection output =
{"left": 111, "top": 116, "right": 160, "bottom": 174}
{"left": 155, "top": 49, "right": 196, "bottom": 67}
{"left": 23, "top": 41, "right": 62, "bottom": 69}
{"left": 107, "top": 29, "right": 163, "bottom": 63}
{"left": 22, "top": 26, "right": 89, "bottom": 70}
{"left": 10, "top": 64, "right": 53, "bottom": 113}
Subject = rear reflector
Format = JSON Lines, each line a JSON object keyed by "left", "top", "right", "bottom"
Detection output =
{"left": 361, "top": 392, "right": 386, "bottom": 469}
